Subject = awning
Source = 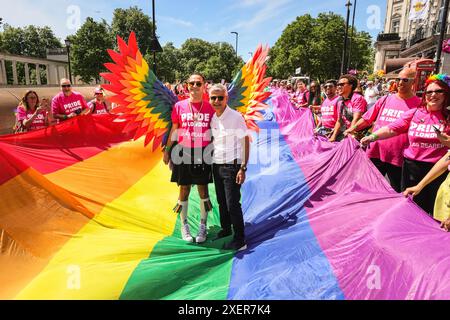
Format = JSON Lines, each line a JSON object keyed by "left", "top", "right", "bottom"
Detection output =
{"left": 384, "top": 57, "right": 417, "bottom": 74}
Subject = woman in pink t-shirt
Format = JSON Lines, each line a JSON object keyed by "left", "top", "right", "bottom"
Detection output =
{"left": 403, "top": 133, "right": 450, "bottom": 231}
{"left": 291, "top": 80, "right": 308, "bottom": 108}
{"left": 361, "top": 75, "right": 450, "bottom": 215}
{"left": 88, "top": 87, "right": 110, "bottom": 115}
{"left": 14, "top": 90, "right": 54, "bottom": 133}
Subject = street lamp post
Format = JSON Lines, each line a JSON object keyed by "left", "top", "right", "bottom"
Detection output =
{"left": 150, "top": 0, "right": 163, "bottom": 75}
{"left": 231, "top": 31, "right": 238, "bottom": 57}
{"left": 64, "top": 38, "right": 73, "bottom": 84}
{"left": 341, "top": 0, "right": 352, "bottom": 75}
{"left": 347, "top": 0, "right": 357, "bottom": 71}
{"left": 435, "top": 0, "right": 450, "bottom": 73}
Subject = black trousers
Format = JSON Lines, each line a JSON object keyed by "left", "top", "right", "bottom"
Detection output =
{"left": 212, "top": 163, "right": 245, "bottom": 241}
{"left": 401, "top": 158, "right": 448, "bottom": 216}
{"left": 370, "top": 158, "right": 402, "bottom": 193}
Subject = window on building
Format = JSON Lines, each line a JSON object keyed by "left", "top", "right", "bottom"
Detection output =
{"left": 392, "top": 19, "right": 401, "bottom": 34}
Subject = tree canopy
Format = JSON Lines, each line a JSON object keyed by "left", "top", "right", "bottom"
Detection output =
{"left": 0, "top": 24, "right": 61, "bottom": 58}
{"left": 0, "top": 9, "right": 374, "bottom": 85}
{"left": 267, "top": 12, "right": 373, "bottom": 81}
{"left": 69, "top": 17, "right": 114, "bottom": 84}
{"left": 111, "top": 6, "right": 153, "bottom": 55}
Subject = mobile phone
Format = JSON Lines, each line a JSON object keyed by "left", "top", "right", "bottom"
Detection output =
{"left": 432, "top": 125, "right": 442, "bottom": 134}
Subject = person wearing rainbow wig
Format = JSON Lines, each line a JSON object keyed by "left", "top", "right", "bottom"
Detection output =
{"left": 361, "top": 73, "right": 450, "bottom": 216}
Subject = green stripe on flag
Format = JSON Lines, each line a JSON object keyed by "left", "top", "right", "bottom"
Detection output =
{"left": 119, "top": 184, "right": 235, "bottom": 300}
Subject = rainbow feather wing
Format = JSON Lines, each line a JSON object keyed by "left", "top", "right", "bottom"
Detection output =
{"left": 100, "top": 32, "right": 177, "bottom": 150}
{"left": 227, "top": 44, "right": 272, "bottom": 131}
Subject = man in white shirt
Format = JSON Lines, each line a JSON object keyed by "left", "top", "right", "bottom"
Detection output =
{"left": 364, "top": 81, "right": 379, "bottom": 110}
{"left": 209, "top": 84, "right": 250, "bottom": 251}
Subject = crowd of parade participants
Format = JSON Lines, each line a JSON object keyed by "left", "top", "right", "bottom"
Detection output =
{"left": 10, "top": 68, "right": 450, "bottom": 246}
{"left": 277, "top": 69, "right": 450, "bottom": 232}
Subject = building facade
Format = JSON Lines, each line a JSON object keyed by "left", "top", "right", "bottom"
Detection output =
{"left": 374, "top": 0, "right": 450, "bottom": 74}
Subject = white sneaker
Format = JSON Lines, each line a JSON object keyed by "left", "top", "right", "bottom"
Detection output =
{"left": 181, "top": 224, "right": 194, "bottom": 242}
{"left": 195, "top": 223, "right": 207, "bottom": 243}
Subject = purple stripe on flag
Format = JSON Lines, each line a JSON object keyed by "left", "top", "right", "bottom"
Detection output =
{"left": 273, "top": 91, "right": 450, "bottom": 299}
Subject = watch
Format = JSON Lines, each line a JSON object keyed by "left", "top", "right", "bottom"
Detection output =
{"left": 240, "top": 165, "right": 247, "bottom": 172}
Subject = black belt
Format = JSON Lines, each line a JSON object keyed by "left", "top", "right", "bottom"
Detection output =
{"left": 215, "top": 159, "right": 241, "bottom": 166}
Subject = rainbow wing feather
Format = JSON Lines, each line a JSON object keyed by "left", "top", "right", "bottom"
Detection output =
{"left": 227, "top": 44, "right": 272, "bottom": 131}
{"left": 100, "top": 32, "right": 178, "bottom": 150}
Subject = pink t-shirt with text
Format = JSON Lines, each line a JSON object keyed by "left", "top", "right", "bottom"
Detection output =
{"left": 388, "top": 107, "right": 450, "bottom": 163}
{"left": 320, "top": 95, "right": 339, "bottom": 129}
{"left": 51, "top": 91, "right": 89, "bottom": 117}
{"left": 171, "top": 99, "right": 215, "bottom": 148}
{"left": 16, "top": 106, "right": 48, "bottom": 131}
{"left": 362, "top": 94, "right": 421, "bottom": 167}
{"left": 88, "top": 100, "right": 109, "bottom": 115}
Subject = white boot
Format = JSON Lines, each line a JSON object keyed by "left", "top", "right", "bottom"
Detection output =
{"left": 181, "top": 223, "right": 194, "bottom": 242}
{"left": 195, "top": 223, "right": 207, "bottom": 243}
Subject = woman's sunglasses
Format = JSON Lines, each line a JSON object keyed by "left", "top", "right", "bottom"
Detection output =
{"left": 425, "top": 89, "right": 445, "bottom": 96}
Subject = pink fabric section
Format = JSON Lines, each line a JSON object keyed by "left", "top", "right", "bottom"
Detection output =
{"left": 271, "top": 90, "right": 450, "bottom": 299}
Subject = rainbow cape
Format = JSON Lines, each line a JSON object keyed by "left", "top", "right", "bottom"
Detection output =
{"left": 0, "top": 92, "right": 449, "bottom": 300}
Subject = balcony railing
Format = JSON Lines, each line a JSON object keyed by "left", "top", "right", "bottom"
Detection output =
{"left": 410, "top": 27, "right": 426, "bottom": 45}
{"left": 46, "top": 48, "right": 67, "bottom": 56}
{"left": 376, "top": 33, "right": 400, "bottom": 42}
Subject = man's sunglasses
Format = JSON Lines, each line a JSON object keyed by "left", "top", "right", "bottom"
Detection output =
{"left": 324, "top": 85, "right": 335, "bottom": 89}
{"left": 425, "top": 89, "right": 445, "bottom": 96}
{"left": 210, "top": 96, "right": 225, "bottom": 101}
{"left": 61, "top": 84, "right": 71, "bottom": 88}
{"left": 336, "top": 82, "right": 349, "bottom": 87}
{"left": 188, "top": 81, "right": 203, "bottom": 87}
{"left": 396, "top": 78, "right": 414, "bottom": 83}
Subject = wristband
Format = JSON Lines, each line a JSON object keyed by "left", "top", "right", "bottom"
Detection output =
{"left": 351, "top": 125, "right": 358, "bottom": 131}
{"left": 370, "top": 133, "right": 378, "bottom": 141}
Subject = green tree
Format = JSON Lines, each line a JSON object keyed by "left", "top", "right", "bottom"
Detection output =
{"left": 70, "top": 17, "right": 114, "bottom": 83}
{"left": 176, "top": 39, "right": 243, "bottom": 82}
{"left": 111, "top": 6, "right": 153, "bottom": 55}
{"left": 0, "top": 24, "right": 61, "bottom": 84}
{"left": 146, "top": 42, "right": 180, "bottom": 83}
{"left": 268, "top": 12, "right": 373, "bottom": 81}
{"left": 0, "top": 24, "right": 61, "bottom": 57}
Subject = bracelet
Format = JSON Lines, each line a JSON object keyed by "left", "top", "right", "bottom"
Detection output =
{"left": 370, "top": 133, "right": 378, "bottom": 141}
{"left": 351, "top": 125, "right": 358, "bottom": 131}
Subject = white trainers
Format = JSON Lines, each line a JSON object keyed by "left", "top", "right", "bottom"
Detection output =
{"left": 195, "top": 223, "right": 207, "bottom": 243}
{"left": 181, "top": 224, "right": 194, "bottom": 242}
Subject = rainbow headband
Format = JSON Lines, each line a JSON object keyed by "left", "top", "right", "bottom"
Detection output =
{"left": 426, "top": 73, "right": 450, "bottom": 87}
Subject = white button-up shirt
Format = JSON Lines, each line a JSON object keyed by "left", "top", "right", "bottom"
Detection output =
{"left": 211, "top": 106, "right": 248, "bottom": 164}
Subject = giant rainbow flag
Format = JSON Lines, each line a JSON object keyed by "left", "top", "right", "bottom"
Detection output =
{"left": 1, "top": 90, "right": 449, "bottom": 300}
